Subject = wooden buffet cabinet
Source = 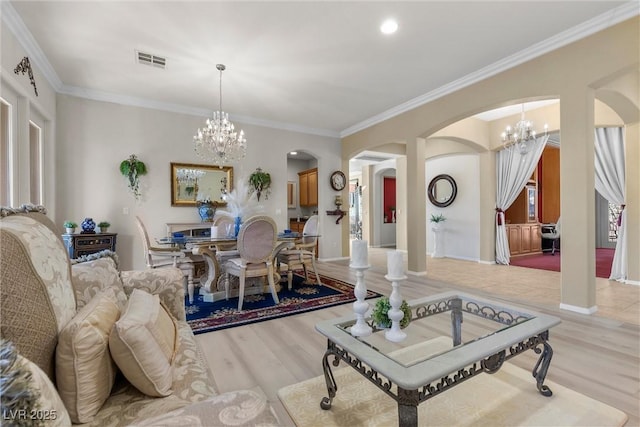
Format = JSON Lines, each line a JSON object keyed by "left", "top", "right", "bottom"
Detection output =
{"left": 505, "top": 171, "right": 542, "bottom": 256}
{"left": 506, "top": 224, "right": 541, "bottom": 256}
{"left": 298, "top": 167, "right": 318, "bottom": 207}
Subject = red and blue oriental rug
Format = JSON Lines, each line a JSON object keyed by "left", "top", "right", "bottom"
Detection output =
{"left": 186, "top": 272, "right": 382, "bottom": 335}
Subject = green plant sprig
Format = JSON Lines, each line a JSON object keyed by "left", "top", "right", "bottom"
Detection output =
{"left": 371, "top": 297, "right": 412, "bottom": 329}
{"left": 63, "top": 221, "right": 77, "bottom": 228}
{"left": 430, "top": 213, "right": 446, "bottom": 223}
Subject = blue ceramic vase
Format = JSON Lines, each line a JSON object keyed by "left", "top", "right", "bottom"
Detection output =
{"left": 81, "top": 217, "right": 96, "bottom": 234}
{"left": 198, "top": 203, "right": 214, "bottom": 222}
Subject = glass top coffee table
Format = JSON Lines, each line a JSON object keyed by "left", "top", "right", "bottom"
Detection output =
{"left": 315, "top": 291, "right": 561, "bottom": 427}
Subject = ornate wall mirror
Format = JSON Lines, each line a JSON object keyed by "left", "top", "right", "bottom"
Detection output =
{"left": 428, "top": 174, "right": 457, "bottom": 208}
{"left": 170, "top": 162, "right": 233, "bottom": 207}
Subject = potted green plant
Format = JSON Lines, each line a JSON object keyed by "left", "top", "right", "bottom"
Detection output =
{"left": 119, "top": 154, "right": 147, "bottom": 200}
{"left": 430, "top": 213, "right": 446, "bottom": 231}
{"left": 430, "top": 213, "right": 446, "bottom": 223}
{"left": 371, "top": 297, "right": 411, "bottom": 329}
{"left": 63, "top": 221, "right": 77, "bottom": 234}
{"left": 248, "top": 167, "right": 271, "bottom": 201}
{"left": 98, "top": 221, "right": 111, "bottom": 233}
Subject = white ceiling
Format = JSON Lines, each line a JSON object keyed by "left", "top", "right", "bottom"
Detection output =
{"left": 4, "top": 1, "right": 636, "bottom": 137}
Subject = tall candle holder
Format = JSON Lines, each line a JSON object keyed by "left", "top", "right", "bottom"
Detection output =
{"left": 350, "top": 264, "right": 372, "bottom": 337}
{"left": 384, "top": 272, "right": 407, "bottom": 342}
{"left": 385, "top": 251, "right": 407, "bottom": 342}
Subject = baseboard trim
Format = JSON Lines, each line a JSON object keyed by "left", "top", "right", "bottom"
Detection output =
{"left": 559, "top": 303, "right": 598, "bottom": 315}
{"left": 319, "top": 257, "right": 349, "bottom": 262}
{"left": 478, "top": 259, "right": 496, "bottom": 265}
{"left": 407, "top": 270, "right": 427, "bottom": 277}
{"left": 624, "top": 279, "right": 640, "bottom": 286}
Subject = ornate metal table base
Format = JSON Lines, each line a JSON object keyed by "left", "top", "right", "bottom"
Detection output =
{"left": 320, "top": 333, "right": 554, "bottom": 427}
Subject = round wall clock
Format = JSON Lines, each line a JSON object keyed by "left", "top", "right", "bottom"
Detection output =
{"left": 330, "top": 171, "right": 346, "bottom": 191}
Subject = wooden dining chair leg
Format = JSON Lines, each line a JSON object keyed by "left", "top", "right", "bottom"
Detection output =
{"left": 225, "top": 272, "right": 230, "bottom": 300}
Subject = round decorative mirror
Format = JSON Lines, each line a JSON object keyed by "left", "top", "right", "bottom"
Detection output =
{"left": 428, "top": 174, "right": 457, "bottom": 208}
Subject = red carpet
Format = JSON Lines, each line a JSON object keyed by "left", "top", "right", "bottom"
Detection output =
{"left": 510, "top": 248, "right": 614, "bottom": 279}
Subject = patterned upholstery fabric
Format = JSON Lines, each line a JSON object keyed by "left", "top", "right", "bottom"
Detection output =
{"left": 1, "top": 215, "right": 76, "bottom": 330}
{"left": 131, "top": 389, "right": 280, "bottom": 427}
{"left": 0, "top": 213, "right": 76, "bottom": 380}
{"left": 1, "top": 207, "right": 266, "bottom": 426}
{"left": 81, "top": 322, "right": 218, "bottom": 427}
{"left": 71, "top": 256, "right": 128, "bottom": 310}
{"left": 121, "top": 268, "right": 187, "bottom": 321}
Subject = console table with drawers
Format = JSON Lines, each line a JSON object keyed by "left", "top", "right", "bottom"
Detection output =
{"left": 62, "top": 233, "right": 117, "bottom": 259}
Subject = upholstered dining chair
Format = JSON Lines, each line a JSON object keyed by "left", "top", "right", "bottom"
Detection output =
{"left": 135, "top": 216, "right": 196, "bottom": 302}
{"left": 277, "top": 214, "right": 321, "bottom": 290}
{"left": 225, "top": 215, "right": 279, "bottom": 311}
{"left": 541, "top": 216, "right": 561, "bottom": 255}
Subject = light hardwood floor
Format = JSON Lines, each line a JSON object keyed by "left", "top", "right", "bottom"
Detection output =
{"left": 196, "top": 249, "right": 640, "bottom": 426}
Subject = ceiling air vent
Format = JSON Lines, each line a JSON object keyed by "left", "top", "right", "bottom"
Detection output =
{"left": 135, "top": 50, "right": 166, "bottom": 69}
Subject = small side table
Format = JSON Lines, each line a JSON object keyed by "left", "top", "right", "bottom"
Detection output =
{"left": 62, "top": 233, "right": 117, "bottom": 259}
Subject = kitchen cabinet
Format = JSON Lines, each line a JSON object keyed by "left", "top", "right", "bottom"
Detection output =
{"left": 298, "top": 167, "right": 318, "bottom": 207}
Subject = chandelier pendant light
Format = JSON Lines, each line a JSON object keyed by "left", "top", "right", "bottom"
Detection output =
{"left": 501, "top": 104, "right": 548, "bottom": 155}
{"left": 193, "top": 64, "right": 246, "bottom": 167}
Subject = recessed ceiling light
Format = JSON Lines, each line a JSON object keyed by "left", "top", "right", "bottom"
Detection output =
{"left": 290, "top": 151, "right": 298, "bottom": 155}
{"left": 380, "top": 19, "right": 398, "bottom": 35}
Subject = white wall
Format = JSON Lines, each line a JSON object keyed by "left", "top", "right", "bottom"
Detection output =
{"left": 426, "top": 154, "right": 480, "bottom": 261}
{"left": 55, "top": 95, "right": 342, "bottom": 270}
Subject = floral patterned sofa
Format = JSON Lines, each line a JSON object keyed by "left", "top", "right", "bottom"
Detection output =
{"left": 0, "top": 206, "right": 279, "bottom": 426}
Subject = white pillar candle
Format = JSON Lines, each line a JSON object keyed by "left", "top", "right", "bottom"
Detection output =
{"left": 387, "top": 250, "right": 404, "bottom": 278}
{"left": 351, "top": 240, "right": 369, "bottom": 268}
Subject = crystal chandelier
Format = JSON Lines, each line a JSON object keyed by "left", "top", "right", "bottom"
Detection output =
{"left": 501, "top": 104, "right": 548, "bottom": 155}
{"left": 193, "top": 64, "right": 246, "bottom": 167}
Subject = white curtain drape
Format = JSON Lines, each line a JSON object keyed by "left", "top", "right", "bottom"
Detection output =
{"left": 595, "top": 127, "right": 627, "bottom": 282}
{"left": 495, "top": 135, "right": 549, "bottom": 265}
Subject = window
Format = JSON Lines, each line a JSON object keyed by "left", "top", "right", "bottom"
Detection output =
{"left": 29, "top": 121, "right": 43, "bottom": 204}
{"left": 0, "top": 98, "right": 11, "bottom": 205}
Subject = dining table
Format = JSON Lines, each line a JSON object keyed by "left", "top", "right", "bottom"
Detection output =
{"left": 155, "top": 232, "right": 307, "bottom": 303}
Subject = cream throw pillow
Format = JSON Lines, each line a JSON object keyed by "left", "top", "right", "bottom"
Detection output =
{"left": 56, "top": 287, "right": 121, "bottom": 423}
{"left": 109, "top": 288, "right": 178, "bottom": 397}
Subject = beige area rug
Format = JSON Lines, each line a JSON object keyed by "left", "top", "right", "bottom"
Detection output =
{"left": 278, "top": 339, "right": 628, "bottom": 427}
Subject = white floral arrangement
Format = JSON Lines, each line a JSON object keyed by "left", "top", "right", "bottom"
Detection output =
{"left": 217, "top": 177, "right": 264, "bottom": 220}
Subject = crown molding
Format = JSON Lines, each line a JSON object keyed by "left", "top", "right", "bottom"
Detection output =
{"left": 4, "top": 0, "right": 637, "bottom": 140}
{"left": 340, "top": 1, "right": 640, "bottom": 138}
{"left": 1, "top": 1, "right": 63, "bottom": 91}
{"left": 2, "top": 1, "right": 339, "bottom": 138}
